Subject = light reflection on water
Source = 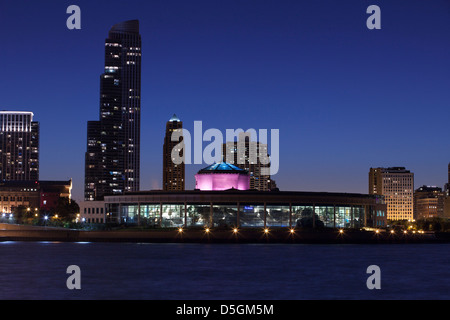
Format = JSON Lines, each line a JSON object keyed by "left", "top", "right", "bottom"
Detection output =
{"left": 0, "top": 241, "right": 449, "bottom": 300}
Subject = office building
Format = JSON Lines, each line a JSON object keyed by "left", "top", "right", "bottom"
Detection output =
{"left": 369, "top": 167, "right": 414, "bottom": 220}
{"left": 222, "top": 132, "right": 273, "bottom": 191}
{"left": 413, "top": 185, "right": 444, "bottom": 219}
{"left": 85, "top": 20, "right": 142, "bottom": 200}
{"left": 445, "top": 163, "right": 450, "bottom": 197}
{"left": 0, "top": 180, "right": 72, "bottom": 215}
{"left": 78, "top": 200, "right": 106, "bottom": 224}
{"left": 444, "top": 163, "right": 450, "bottom": 218}
{"left": 0, "top": 111, "right": 39, "bottom": 181}
{"left": 163, "top": 114, "right": 185, "bottom": 191}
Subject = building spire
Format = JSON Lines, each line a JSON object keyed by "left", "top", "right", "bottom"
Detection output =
{"left": 169, "top": 114, "right": 180, "bottom": 122}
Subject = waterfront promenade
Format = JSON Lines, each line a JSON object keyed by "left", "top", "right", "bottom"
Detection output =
{"left": 0, "top": 223, "right": 448, "bottom": 244}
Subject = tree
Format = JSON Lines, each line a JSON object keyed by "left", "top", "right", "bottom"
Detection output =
{"left": 13, "top": 205, "right": 33, "bottom": 224}
{"left": 54, "top": 197, "right": 79, "bottom": 222}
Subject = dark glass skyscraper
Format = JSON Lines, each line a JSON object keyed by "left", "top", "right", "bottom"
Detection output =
{"left": 0, "top": 111, "right": 39, "bottom": 181}
{"left": 445, "top": 162, "right": 450, "bottom": 197}
{"left": 85, "top": 20, "right": 141, "bottom": 200}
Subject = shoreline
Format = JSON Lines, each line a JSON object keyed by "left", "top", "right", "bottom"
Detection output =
{"left": 1, "top": 224, "right": 449, "bottom": 244}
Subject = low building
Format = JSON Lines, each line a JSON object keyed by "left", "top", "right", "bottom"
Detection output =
{"left": 444, "top": 163, "right": 450, "bottom": 218}
{"left": 444, "top": 197, "right": 450, "bottom": 219}
{"left": 104, "top": 190, "right": 387, "bottom": 229}
{"left": 78, "top": 200, "right": 106, "bottom": 224}
{"left": 0, "top": 180, "right": 72, "bottom": 214}
{"left": 39, "top": 180, "right": 72, "bottom": 211}
{"left": 369, "top": 167, "right": 414, "bottom": 221}
{"left": 414, "top": 185, "right": 445, "bottom": 219}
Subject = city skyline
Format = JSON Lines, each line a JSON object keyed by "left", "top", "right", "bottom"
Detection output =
{"left": 1, "top": 0, "right": 449, "bottom": 202}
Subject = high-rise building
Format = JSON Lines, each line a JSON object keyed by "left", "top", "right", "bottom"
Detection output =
{"left": 163, "top": 114, "right": 185, "bottom": 191}
{"left": 0, "top": 111, "right": 39, "bottom": 181}
{"left": 369, "top": 167, "right": 414, "bottom": 220}
{"left": 222, "top": 132, "right": 273, "bottom": 191}
{"left": 84, "top": 20, "right": 142, "bottom": 200}
{"left": 445, "top": 163, "right": 450, "bottom": 197}
{"left": 413, "top": 185, "right": 445, "bottom": 220}
{"left": 444, "top": 163, "right": 450, "bottom": 218}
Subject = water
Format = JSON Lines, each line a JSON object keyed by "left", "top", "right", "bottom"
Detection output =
{"left": 0, "top": 241, "right": 449, "bottom": 300}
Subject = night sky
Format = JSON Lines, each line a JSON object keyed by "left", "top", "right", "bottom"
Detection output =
{"left": 1, "top": 0, "right": 449, "bottom": 202}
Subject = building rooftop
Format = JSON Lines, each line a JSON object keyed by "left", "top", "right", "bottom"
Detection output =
{"left": 198, "top": 162, "right": 247, "bottom": 174}
{"left": 169, "top": 114, "right": 181, "bottom": 122}
{"left": 109, "top": 20, "right": 140, "bottom": 34}
{"left": 415, "top": 185, "right": 443, "bottom": 192}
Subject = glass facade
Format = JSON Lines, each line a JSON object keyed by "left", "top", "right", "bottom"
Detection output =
{"left": 315, "top": 206, "right": 335, "bottom": 228}
{"left": 292, "top": 205, "right": 314, "bottom": 228}
{"left": 139, "top": 204, "right": 160, "bottom": 227}
{"left": 162, "top": 204, "right": 184, "bottom": 227}
{"left": 121, "top": 205, "right": 135, "bottom": 223}
{"left": 106, "top": 201, "right": 382, "bottom": 229}
{"left": 265, "top": 205, "right": 290, "bottom": 227}
{"left": 240, "top": 205, "right": 265, "bottom": 227}
{"left": 186, "top": 204, "right": 210, "bottom": 227}
{"left": 212, "top": 205, "right": 238, "bottom": 227}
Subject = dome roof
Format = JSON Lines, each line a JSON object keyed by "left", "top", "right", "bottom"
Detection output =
{"left": 197, "top": 162, "right": 247, "bottom": 174}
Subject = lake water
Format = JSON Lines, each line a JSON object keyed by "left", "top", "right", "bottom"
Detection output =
{"left": 0, "top": 241, "right": 449, "bottom": 300}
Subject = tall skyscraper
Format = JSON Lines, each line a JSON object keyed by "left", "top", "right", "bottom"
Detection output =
{"left": 444, "top": 163, "right": 450, "bottom": 218}
{"left": 222, "top": 132, "right": 273, "bottom": 191}
{"left": 0, "top": 111, "right": 39, "bottom": 181}
{"left": 163, "top": 114, "right": 185, "bottom": 191}
{"left": 369, "top": 167, "right": 414, "bottom": 220}
{"left": 85, "top": 20, "right": 142, "bottom": 200}
{"left": 445, "top": 162, "right": 450, "bottom": 196}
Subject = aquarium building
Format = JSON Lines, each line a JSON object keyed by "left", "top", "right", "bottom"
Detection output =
{"left": 104, "top": 189, "right": 387, "bottom": 229}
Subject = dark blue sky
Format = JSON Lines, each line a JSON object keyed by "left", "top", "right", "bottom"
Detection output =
{"left": 1, "top": 0, "right": 449, "bottom": 201}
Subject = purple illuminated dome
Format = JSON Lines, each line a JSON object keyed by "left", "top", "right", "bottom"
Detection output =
{"left": 195, "top": 162, "right": 250, "bottom": 191}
